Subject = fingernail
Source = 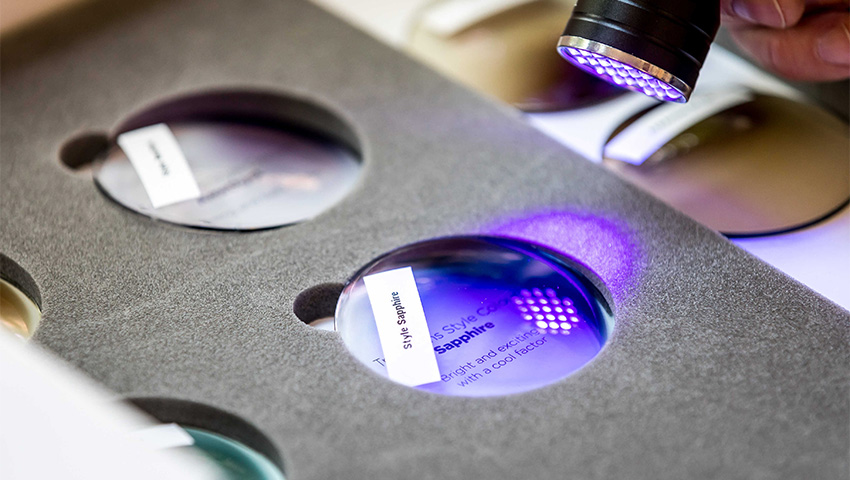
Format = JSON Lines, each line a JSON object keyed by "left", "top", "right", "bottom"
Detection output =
{"left": 731, "top": 0, "right": 758, "bottom": 24}
{"left": 817, "top": 26, "right": 850, "bottom": 66}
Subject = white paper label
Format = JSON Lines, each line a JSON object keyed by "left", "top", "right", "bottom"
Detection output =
{"left": 129, "top": 423, "right": 194, "bottom": 450}
{"left": 603, "top": 87, "right": 755, "bottom": 165}
{"left": 422, "top": 0, "right": 537, "bottom": 37}
{"left": 117, "top": 123, "right": 201, "bottom": 208}
{"left": 363, "top": 266, "right": 440, "bottom": 386}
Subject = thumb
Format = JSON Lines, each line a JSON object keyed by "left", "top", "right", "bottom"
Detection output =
{"left": 721, "top": 0, "right": 806, "bottom": 28}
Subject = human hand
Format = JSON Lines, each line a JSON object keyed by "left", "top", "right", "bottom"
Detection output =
{"left": 721, "top": 0, "right": 850, "bottom": 81}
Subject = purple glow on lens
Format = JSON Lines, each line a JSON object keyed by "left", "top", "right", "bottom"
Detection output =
{"left": 484, "top": 211, "right": 640, "bottom": 300}
{"left": 336, "top": 236, "right": 611, "bottom": 397}
{"left": 559, "top": 47, "right": 685, "bottom": 102}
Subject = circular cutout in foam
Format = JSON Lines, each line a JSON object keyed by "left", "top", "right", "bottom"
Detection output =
{"left": 94, "top": 91, "right": 362, "bottom": 231}
{"left": 335, "top": 236, "right": 613, "bottom": 397}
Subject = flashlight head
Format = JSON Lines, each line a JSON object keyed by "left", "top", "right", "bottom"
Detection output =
{"left": 557, "top": 0, "right": 720, "bottom": 103}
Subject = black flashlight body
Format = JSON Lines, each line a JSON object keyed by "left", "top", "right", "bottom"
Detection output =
{"left": 559, "top": 0, "right": 721, "bottom": 101}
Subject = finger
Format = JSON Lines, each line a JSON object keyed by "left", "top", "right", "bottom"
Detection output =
{"left": 729, "top": 10, "right": 850, "bottom": 81}
{"left": 721, "top": 0, "right": 806, "bottom": 28}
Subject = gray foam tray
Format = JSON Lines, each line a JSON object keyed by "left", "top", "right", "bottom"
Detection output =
{"left": 1, "top": 0, "right": 847, "bottom": 478}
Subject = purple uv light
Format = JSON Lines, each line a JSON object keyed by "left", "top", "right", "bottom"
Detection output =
{"left": 559, "top": 47, "right": 686, "bottom": 102}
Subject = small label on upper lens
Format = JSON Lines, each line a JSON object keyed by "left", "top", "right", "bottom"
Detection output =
{"left": 117, "top": 123, "right": 201, "bottom": 208}
{"left": 363, "top": 266, "right": 440, "bottom": 386}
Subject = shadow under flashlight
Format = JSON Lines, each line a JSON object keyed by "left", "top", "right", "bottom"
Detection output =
{"left": 557, "top": 0, "right": 720, "bottom": 102}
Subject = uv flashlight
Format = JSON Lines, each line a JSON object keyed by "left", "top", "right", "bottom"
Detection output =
{"left": 557, "top": 0, "right": 720, "bottom": 102}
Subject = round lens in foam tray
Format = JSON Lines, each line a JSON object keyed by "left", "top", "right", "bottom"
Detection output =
{"left": 406, "top": 0, "right": 622, "bottom": 112}
{"left": 335, "top": 236, "right": 612, "bottom": 397}
{"left": 94, "top": 119, "right": 361, "bottom": 231}
{"left": 0, "top": 278, "right": 41, "bottom": 340}
{"left": 602, "top": 94, "right": 850, "bottom": 236}
{"left": 180, "top": 428, "right": 286, "bottom": 480}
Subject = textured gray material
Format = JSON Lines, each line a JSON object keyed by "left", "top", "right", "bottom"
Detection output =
{"left": 1, "top": 1, "right": 847, "bottom": 479}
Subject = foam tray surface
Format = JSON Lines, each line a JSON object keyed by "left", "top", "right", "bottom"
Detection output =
{"left": 1, "top": 1, "right": 847, "bottom": 478}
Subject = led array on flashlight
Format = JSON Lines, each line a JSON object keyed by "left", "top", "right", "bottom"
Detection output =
{"left": 513, "top": 287, "right": 580, "bottom": 334}
{"left": 560, "top": 47, "right": 685, "bottom": 102}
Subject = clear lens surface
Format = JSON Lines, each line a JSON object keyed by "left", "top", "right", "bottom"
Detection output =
{"left": 95, "top": 122, "right": 361, "bottom": 230}
{"left": 335, "top": 236, "right": 612, "bottom": 397}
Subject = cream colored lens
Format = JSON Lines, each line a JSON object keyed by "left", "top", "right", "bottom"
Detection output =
{"left": 407, "top": 0, "right": 619, "bottom": 111}
{"left": 603, "top": 95, "right": 850, "bottom": 236}
{"left": 1, "top": 278, "right": 41, "bottom": 339}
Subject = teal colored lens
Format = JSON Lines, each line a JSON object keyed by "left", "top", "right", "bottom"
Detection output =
{"left": 183, "top": 428, "right": 285, "bottom": 480}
